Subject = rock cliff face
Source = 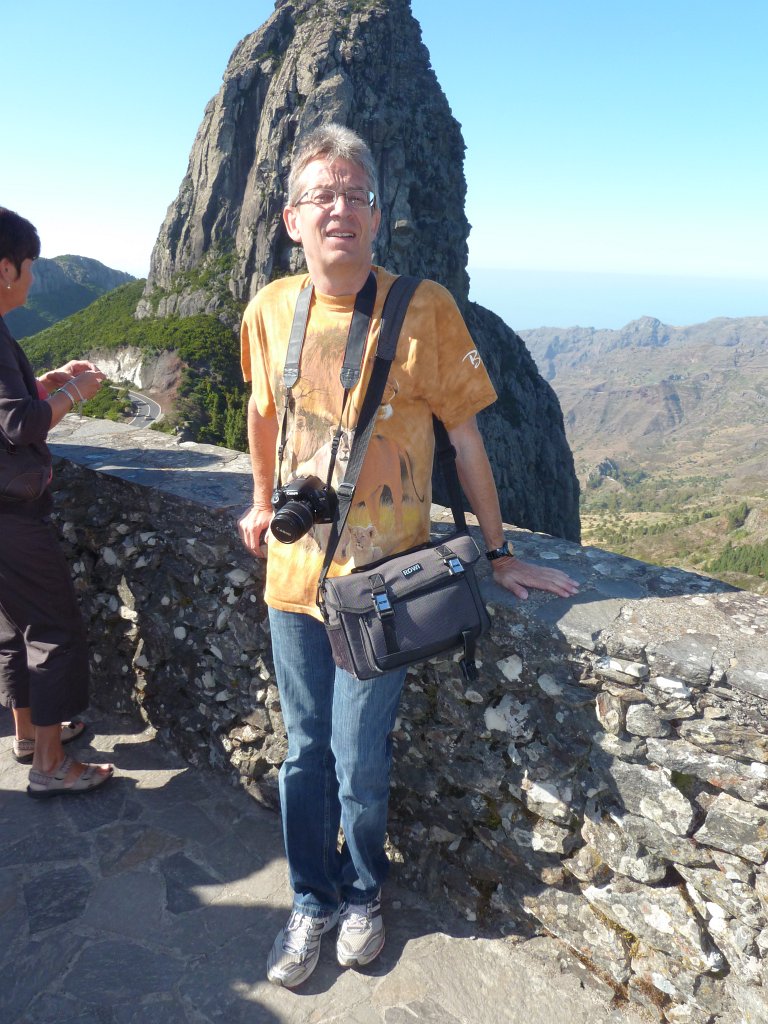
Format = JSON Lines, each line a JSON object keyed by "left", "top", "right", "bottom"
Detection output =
{"left": 139, "top": 0, "right": 580, "bottom": 540}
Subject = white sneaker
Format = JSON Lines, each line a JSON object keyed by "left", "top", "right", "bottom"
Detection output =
{"left": 336, "top": 894, "right": 385, "bottom": 967}
{"left": 267, "top": 906, "right": 339, "bottom": 988}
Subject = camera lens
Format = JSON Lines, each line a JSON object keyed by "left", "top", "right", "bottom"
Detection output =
{"left": 270, "top": 500, "right": 315, "bottom": 544}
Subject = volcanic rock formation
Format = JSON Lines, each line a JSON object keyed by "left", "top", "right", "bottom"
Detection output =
{"left": 138, "top": 0, "right": 580, "bottom": 540}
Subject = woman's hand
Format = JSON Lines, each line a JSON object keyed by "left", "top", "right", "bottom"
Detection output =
{"left": 37, "top": 360, "right": 104, "bottom": 395}
{"left": 67, "top": 369, "right": 106, "bottom": 401}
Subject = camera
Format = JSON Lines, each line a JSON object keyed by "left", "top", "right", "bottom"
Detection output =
{"left": 270, "top": 476, "right": 338, "bottom": 544}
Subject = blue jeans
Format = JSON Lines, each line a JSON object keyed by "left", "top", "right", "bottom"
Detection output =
{"left": 268, "top": 608, "right": 406, "bottom": 917}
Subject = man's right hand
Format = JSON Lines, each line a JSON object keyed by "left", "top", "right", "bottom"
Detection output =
{"left": 238, "top": 505, "right": 272, "bottom": 558}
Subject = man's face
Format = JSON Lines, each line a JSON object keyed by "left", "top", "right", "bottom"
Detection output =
{"left": 283, "top": 157, "right": 381, "bottom": 291}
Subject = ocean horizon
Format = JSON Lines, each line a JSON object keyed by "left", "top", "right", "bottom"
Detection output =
{"left": 468, "top": 266, "right": 768, "bottom": 333}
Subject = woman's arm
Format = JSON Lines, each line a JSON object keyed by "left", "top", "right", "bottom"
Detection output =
{"left": 44, "top": 369, "right": 105, "bottom": 429}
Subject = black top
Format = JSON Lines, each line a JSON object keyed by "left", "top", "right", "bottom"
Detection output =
{"left": 0, "top": 315, "right": 54, "bottom": 516}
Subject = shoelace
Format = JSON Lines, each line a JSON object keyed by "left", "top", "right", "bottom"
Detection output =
{"left": 342, "top": 904, "right": 372, "bottom": 932}
{"left": 283, "top": 912, "right": 318, "bottom": 954}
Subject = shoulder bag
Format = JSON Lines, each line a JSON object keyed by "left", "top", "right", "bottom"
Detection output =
{"left": 316, "top": 276, "right": 490, "bottom": 682}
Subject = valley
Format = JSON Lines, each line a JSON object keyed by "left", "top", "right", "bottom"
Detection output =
{"left": 521, "top": 315, "right": 768, "bottom": 593}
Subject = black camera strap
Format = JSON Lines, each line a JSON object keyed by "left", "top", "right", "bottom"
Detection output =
{"left": 317, "top": 274, "right": 462, "bottom": 592}
{"left": 275, "top": 271, "right": 377, "bottom": 491}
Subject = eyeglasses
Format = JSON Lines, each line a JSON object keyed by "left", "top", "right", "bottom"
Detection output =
{"left": 295, "top": 187, "right": 376, "bottom": 210}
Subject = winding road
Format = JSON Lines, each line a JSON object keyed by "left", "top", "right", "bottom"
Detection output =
{"left": 127, "top": 391, "right": 162, "bottom": 427}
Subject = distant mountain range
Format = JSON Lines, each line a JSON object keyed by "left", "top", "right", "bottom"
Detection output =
{"left": 5, "top": 256, "right": 134, "bottom": 339}
{"left": 519, "top": 314, "right": 768, "bottom": 495}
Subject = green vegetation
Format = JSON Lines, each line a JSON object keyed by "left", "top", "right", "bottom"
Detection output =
{"left": 581, "top": 457, "right": 766, "bottom": 592}
{"left": 584, "top": 507, "right": 717, "bottom": 551}
{"left": 81, "top": 385, "right": 132, "bottom": 422}
{"left": 21, "top": 279, "right": 249, "bottom": 452}
{"left": 582, "top": 471, "right": 719, "bottom": 515}
{"left": 726, "top": 501, "right": 750, "bottom": 530}
{"left": 707, "top": 541, "right": 768, "bottom": 577}
{"left": 9, "top": 284, "right": 105, "bottom": 338}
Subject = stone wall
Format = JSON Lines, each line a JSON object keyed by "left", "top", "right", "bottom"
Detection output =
{"left": 49, "top": 418, "right": 768, "bottom": 1024}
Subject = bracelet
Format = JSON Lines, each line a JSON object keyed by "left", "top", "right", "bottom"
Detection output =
{"left": 58, "top": 385, "right": 76, "bottom": 410}
{"left": 68, "top": 380, "right": 85, "bottom": 403}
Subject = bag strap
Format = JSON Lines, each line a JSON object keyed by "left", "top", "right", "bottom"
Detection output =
{"left": 275, "top": 272, "right": 377, "bottom": 492}
{"left": 318, "top": 275, "right": 468, "bottom": 588}
{"left": 318, "top": 275, "right": 419, "bottom": 586}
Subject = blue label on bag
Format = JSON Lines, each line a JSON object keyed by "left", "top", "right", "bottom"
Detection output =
{"left": 401, "top": 562, "right": 423, "bottom": 578}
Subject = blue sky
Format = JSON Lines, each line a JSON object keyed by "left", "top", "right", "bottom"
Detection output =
{"left": 5, "top": 1, "right": 766, "bottom": 328}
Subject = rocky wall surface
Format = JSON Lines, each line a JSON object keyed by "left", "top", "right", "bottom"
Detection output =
{"left": 48, "top": 418, "right": 768, "bottom": 1024}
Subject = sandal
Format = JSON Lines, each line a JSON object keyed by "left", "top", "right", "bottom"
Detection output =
{"left": 12, "top": 719, "right": 86, "bottom": 764}
{"left": 27, "top": 754, "right": 114, "bottom": 799}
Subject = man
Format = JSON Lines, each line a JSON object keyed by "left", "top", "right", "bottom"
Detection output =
{"left": 238, "top": 124, "right": 578, "bottom": 988}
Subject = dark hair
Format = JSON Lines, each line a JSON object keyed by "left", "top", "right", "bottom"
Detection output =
{"left": 287, "top": 124, "right": 379, "bottom": 206}
{"left": 0, "top": 208, "right": 41, "bottom": 273}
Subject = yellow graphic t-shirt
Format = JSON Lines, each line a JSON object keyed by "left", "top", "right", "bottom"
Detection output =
{"left": 241, "top": 266, "right": 497, "bottom": 618}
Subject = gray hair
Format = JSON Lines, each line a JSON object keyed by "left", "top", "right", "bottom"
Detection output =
{"left": 287, "top": 124, "right": 379, "bottom": 206}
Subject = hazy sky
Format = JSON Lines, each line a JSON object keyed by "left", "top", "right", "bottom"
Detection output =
{"left": 5, "top": 0, "right": 766, "bottom": 328}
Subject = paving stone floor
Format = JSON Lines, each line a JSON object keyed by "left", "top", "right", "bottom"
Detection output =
{"left": 0, "top": 709, "right": 651, "bottom": 1024}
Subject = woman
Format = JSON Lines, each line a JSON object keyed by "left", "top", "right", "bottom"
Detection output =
{"left": 0, "top": 207, "right": 113, "bottom": 797}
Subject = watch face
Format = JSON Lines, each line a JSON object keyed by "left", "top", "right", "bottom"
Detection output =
{"left": 487, "top": 542, "right": 509, "bottom": 560}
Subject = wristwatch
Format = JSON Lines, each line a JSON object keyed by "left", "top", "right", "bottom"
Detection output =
{"left": 485, "top": 540, "right": 513, "bottom": 561}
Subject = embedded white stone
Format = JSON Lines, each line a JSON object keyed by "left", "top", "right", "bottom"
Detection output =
{"left": 174, "top": 626, "right": 187, "bottom": 640}
{"left": 537, "top": 674, "right": 562, "bottom": 697}
{"left": 483, "top": 695, "right": 530, "bottom": 739}
{"left": 484, "top": 706, "right": 508, "bottom": 732}
{"left": 498, "top": 655, "right": 522, "bottom": 682}
{"left": 596, "top": 656, "right": 648, "bottom": 679}
{"left": 525, "top": 780, "right": 562, "bottom": 805}
{"left": 651, "top": 675, "right": 690, "bottom": 696}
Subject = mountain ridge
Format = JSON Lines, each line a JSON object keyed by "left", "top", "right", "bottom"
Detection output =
{"left": 520, "top": 314, "right": 768, "bottom": 382}
{"left": 5, "top": 255, "right": 134, "bottom": 339}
